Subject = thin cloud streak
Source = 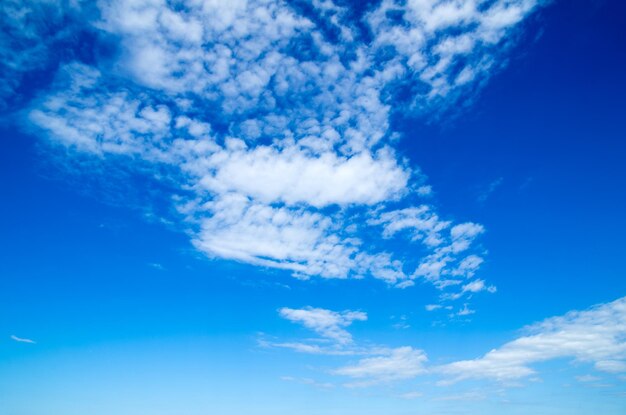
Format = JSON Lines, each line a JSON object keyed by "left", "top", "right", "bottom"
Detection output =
{"left": 10, "top": 335, "right": 36, "bottom": 344}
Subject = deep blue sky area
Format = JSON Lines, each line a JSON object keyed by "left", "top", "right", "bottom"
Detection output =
{"left": 1, "top": 1, "right": 625, "bottom": 414}
{"left": 405, "top": 0, "right": 626, "bottom": 320}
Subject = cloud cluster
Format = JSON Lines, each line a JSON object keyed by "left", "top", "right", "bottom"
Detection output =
{"left": 274, "top": 298, "right": 626, "bottom": 386}
{"left": 5, "top": 1, "right": 546, "bottom": 299}
{"left": 367, "top": 0, "right": 541, "bottom": 101}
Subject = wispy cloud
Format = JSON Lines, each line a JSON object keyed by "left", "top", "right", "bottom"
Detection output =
{"left": 334, "top": 346, "right": 428, "bottom": 386}
{"left": 279, "top": 307, "right": 367, "bottom": 345}
{"left": 438, "top": 296, "right": 626, "bottom": 383}
{"left": 0, "top": 0, "right": 85, "bottom": 110}
{"left": 435, "top": 391, "right": 487, "bottom": 402}
{"left": 10, "top": 335, "right": 35, "bottom": 344}
{"left": 280, "top": 376, "right": 334, "bottom": 389}
{"left": 477, "top": 177, "right": 504, "bottom": 203}
{"left": 576, "top": 374, "right": 601, "bottom": 383}
{"left": 260, "top": 340, "right": 357, "bottom": 356}
{"left": 260, "top": 306, "right": 370, "bottom": 356}
{"left": 148, "top": 262, "right": 165, "bottom": 270}
{"left": 396, "top": 391, "right": 423, "bottom": 400}
{"left": 273, "top": 297, "right": 626, "bottom": 388}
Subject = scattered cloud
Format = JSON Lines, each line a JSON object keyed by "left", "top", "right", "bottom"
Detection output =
{"left": 412, "top": 223, "right": 489, "bottom": 293}
{"left": 392, "top": 315, "right": 410, "bottom": 330}
{"left": 272, "top": 297, "right": 626, "bottom": 388}
{"left": 0, "top": 0, "right": 86, "bottom": 110}
{"left": 3, "top": 0, "right": 548, "bottom": 305}
{"left": 370, "top": 206, "right": 451, "bottom": 247}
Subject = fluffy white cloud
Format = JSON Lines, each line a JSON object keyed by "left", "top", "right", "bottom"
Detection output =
{"left": 439, "top": 296, "right": 626, "bottom": 383}
{"left": 198, "top": 146, "right": 409, "bottom": 207}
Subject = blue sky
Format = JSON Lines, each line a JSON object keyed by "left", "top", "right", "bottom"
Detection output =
{"left": 1, "top": 0, "right": 625, "bottom": 414}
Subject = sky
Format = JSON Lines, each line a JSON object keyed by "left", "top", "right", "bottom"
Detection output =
{"left": 1, "top": 0, "right": 625, "bottom": 414}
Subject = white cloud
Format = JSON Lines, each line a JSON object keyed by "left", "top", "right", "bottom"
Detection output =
{"left": 187, "top": 195, "right": 413, "bottom": 282}
{"left": 279, "top": 307, "right": 367, "bottom": 345}
{"left": 273, "top": 307, "right": 427, "bottom": 385}
{"left": 456, "top": 303, "right": 476, "bottom": 317}
{"left": 333, "top": 347, "right": 428, "bottom": 386}
{"left": 10, "top": 335, "right": 36, "bottom": 344}
{"left": 412, "top": 222, "right": 487, "bottom": 293}
{"left": 462, "top": 279, "right": 486, "bottom": 293}
{"left": 370, "top": 206, "right": 450, "bottom": 247}
{"left": 199, "top": 146, "right": 409, "bottom": 207}
{"left": 442, "top": 279, "right": 497, "bottom": 301}
{"left": 416, "top": 185, "right": 433, "bottom": 196}
{"left": 367, "top": 0, "right": 545, "bottom": 100}
{"left": 439, "top": 296, "right": 626, "bottom": 383}
{"left": 594, "top": 360, "right": 626, "bottom": 374}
